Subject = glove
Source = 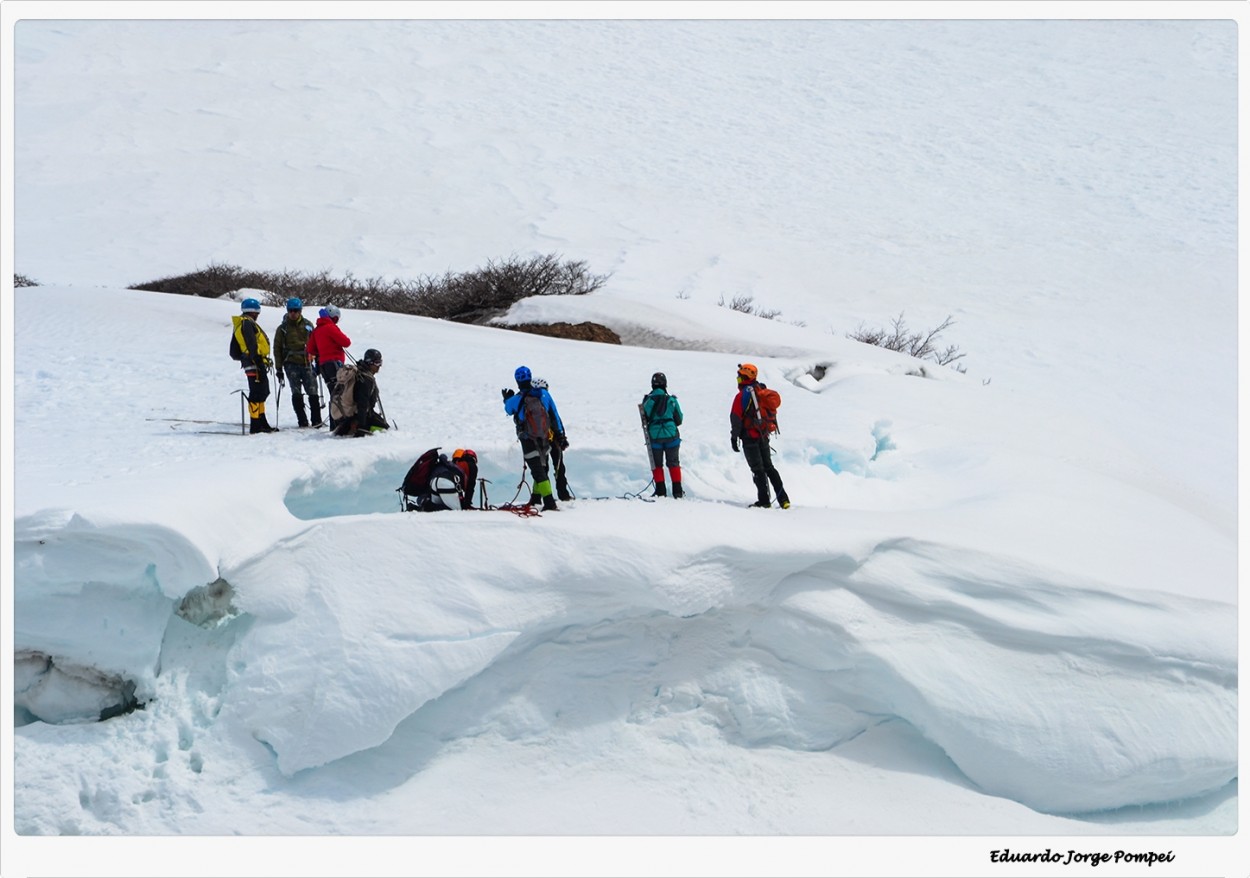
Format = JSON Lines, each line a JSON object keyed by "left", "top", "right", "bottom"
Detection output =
{"left": 558, "top": 434, "right": 569, "bottom": 451}
{"left": 277, "top": 370, "right": 286, "bottom": 387}
{"left": 731, "top": 436, "right": 740, "bottom": 453}
{"left": 502, "top": 388, "right": 515, "bottom": 401}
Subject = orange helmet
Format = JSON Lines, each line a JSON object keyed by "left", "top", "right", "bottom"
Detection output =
{"left": 737, "top": 363, "right": 758, "bottom": 383}
{"left": 453, "top": 448, "right": 476, "bottom": 463}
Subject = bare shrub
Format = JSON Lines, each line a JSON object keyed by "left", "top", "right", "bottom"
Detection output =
{"left": 848, "top": 313, "right": 967, "bottom": 371}
{"left": 718, "top": 293, "right": 783, "bottom": 321}
{"left": 14, "top": 274, "right": 38, "bottom": 287}
{"left": 129, "top": 254, "right": 611, "bottom": 322}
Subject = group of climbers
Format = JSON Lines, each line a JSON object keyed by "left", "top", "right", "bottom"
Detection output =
{"left": 229, "top": 298, "right": 386, "bottom": 437}
{"left": 637, "top": 363, "right": 787, "bottom": 508}
{"left": 229, "top": 299, "right": 789, "bottom": 509}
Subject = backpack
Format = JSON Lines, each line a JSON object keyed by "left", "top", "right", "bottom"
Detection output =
{"left": 516, "top": 390, "right": 552, "bottom": 445}
{"left": 745, "top": 383, "right": 782, "bottom": 435}
{"left": 330, "top": 364, "right": 360, "bottom": 422}
{"left": 643, "top": 391, "right": 682, "bottom": 439}
{"left": 399, "top": 447, "right": 465, "bottom": 512}
{"left": 229, "top": 333, "right": 243, "bottom": 361}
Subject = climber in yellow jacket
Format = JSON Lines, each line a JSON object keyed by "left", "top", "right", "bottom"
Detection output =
{"left": 229, "top": 298, "right": 277, "bottom": 433}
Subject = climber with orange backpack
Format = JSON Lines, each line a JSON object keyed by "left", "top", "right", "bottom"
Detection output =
{"left": 399, "top": 447, "right": 478, "bottom": 511}
{"left": 729, "top": 362, "right": 790, "bottom": 509}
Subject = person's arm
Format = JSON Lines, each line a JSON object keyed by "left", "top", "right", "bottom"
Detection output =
{"left": 272, "top": 324, "right": 286, "bottom": 364}
{"left": 729, "top": 391, "right": 743, "bottom": 451}
{"left": 545, "top": 392, "right": 566, "bottom": 436}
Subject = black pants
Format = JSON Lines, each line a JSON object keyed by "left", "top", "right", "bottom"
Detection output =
{"left": 549, "top": 444, "right": 572, "bottom": 500}
{"left": 319, "top": 360, "right": 341, "bottom": 428}
{"left": 283, "top": 362, "right": 321, "bottom": 424}
{"left": 521, "top": 437, "right": 554, "bottom": 499}
{"left": 649, "top": 443, "right": 680, "bottom": 469}
{"left": 742, "top": 436, "right": 788, "bottom": 506}
{"left": 334, "top": 409, "right": 387, "bottom": 437}
{"left": 244, "top": 362, "right": 270, "bottom": 405}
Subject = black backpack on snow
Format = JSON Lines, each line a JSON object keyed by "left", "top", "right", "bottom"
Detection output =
{"left": 399, "top": 447, "right": 465, "bottom": 512}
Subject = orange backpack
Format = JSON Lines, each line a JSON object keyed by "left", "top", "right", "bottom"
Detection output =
{"left": 748, "top": 384, "right": 781, "bottom": 434}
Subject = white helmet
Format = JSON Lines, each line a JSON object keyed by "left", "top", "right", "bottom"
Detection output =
{"left": 323, "top": 304, "right": 341, "bottom": 319}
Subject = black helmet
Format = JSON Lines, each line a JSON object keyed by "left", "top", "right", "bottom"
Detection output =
{"left": 362, "top": 348, "right": 383, "bottom": 367}
{"left": 651, "top": 371, "right": 667, "bottom": 389}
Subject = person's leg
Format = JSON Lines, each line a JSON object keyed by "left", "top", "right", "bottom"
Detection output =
{"left": 321, "top": 361, "right": 339, "bottom": 429}
{"left": 551, "top": 445, "right": 572, "bottom": 501}
{"left": 650, "top": 446, "right": 666, "bottom": 497}
{"left": 247, "top": 366, "right": 275, "bottom": 433}
{"left": 742, "top": 440, "right": 770, "bottom": 506}
{"left": 298, "top": 363, "right": 321, "bottom": 426}
{"left": 523, "top": 439, "right": 555, "bottom": 507}
{"left": 285, "top": 363, "right": 309, "bottom": 427}
{"left": 761, "top": 437, "right": 789, "bottom": 507}
{"left": 666, "top": 444, "right": 683, "bottom": 498}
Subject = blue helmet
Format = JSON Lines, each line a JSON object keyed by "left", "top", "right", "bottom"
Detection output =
{"left": 514, "top": 365, "right": 532, "bottom": 384}
{"left": 318, "top": 307, "right": 327, "bottom": 318}
{"left": 286, "top": 297, "right": 303, "bottom": 311}
{"left": 241, "top": 298, "right": 261, "bottom": 314}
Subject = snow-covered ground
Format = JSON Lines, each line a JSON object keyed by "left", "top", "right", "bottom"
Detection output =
{"left": 3, "top": 7, "right": 1241, "bottom": 878}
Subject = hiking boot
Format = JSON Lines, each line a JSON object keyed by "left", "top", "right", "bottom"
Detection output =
{"left": 529, "top": 492, "right": 541, "bottom": 507}
{"left": 672, "top": 483, "right": 684, "bottom": 499}
{"left": 295, "top": 399, "right": 309, "bottom": 428}
{"left": 541, "top": 495, "right": 559, "bottom": 512}
{"left": 653, "top": 482, "right": 667, "bottom": 498}
{"left": 558, "top": 491, "right": 573, "bottom": 502}
{"left": 780, "top": 499, "right": 791, "bottom": 509}
{"left": 250, "top": 418, "right": 278, "bottom": 434}
{"left": 748, "top": 500, "right": 771, "bottom": 508}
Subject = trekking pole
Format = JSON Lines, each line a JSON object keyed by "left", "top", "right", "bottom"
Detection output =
{"left": 376, "top": 389, "right": 397, "bottom": 431}
{"left": 273, "top": 363, "right": 282, "bottom": 429}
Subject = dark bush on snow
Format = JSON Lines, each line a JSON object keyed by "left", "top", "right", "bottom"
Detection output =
{"left": 848, "top": 312, "right": 966, "bottom": 370}
{"left": 130, "top": 254, "right": 611, "bottom": 323}
{"left": 718, "top": 293, "right": 783, "bottom": 321}
{"left": 14, "top": 274, "right": 38, "bottom": 287}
